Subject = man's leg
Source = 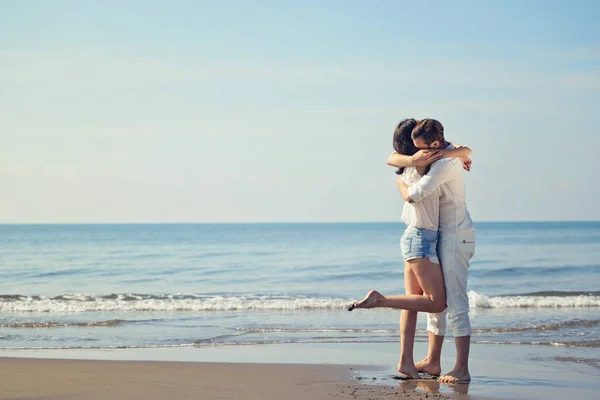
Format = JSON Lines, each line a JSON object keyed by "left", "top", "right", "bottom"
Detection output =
{"left": 415, "top": 331, "right": 444, "bottom": 376}
{"left": 416, "top": 312, "right": 444, "bottom": 376}
{"left": 438, "top": 232, "right": 475, "bottom": 384}
{"left": 444, "top": 335, "right": 471, "bottom": 382}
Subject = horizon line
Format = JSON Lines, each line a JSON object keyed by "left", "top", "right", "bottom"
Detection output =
{"left": 0, "top": 220, "right": 599, "bottom": 226}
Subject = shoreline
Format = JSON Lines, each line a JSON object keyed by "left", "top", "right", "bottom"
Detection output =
{"left": 2, "top": 342, "right": 599, "bottom": 400}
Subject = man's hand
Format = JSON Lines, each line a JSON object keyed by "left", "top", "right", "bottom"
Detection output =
{"left": 462, "top": 157, "right": 472, "bottom": 172}
{"left": 411, "top": 150, "right": 443, "bottom": 167}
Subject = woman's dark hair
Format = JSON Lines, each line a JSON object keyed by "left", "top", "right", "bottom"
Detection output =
{"left": 393, "top": 118, "right": 419, "bottom": 175}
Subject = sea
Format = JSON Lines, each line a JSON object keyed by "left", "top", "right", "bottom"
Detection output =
{"left": 1, "top": 222, "right": 599, "bottom": 356}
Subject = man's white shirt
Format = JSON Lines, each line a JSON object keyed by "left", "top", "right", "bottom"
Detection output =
{"left": 407, "top": 146, "right": 474, "bottom": 235}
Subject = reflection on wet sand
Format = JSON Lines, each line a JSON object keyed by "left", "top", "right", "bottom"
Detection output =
{"left": 397, "top": 377, "right": 471, "bottom": 397}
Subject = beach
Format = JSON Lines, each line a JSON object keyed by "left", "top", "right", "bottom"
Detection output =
{"left": 1, "top": 223, "right": 599, "bottom": 399}
{"left": 0, "top": 358, "right": 355, "bottom": 400}
{"left": 2, "top": 339, "right": 599, "bottom": 399}
{"left": 5, "top": 0, "right": 600, "bottom": 397}
{"left": 0, "top": 357, "right": 456, "bottom": 400}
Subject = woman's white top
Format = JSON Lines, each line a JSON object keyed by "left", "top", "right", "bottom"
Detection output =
{"left": 400, "top": 166, "right": 440, "bottom": 231}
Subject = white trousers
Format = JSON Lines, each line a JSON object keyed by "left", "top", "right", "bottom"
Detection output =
{"left": 426, "top": 231, "right": 476, "bottom": 337}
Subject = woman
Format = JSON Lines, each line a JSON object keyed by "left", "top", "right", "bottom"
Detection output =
{"left": 348, "top": 118, "right": 471, "bottom": 379}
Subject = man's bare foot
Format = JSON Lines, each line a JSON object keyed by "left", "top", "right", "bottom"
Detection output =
{"left": 397, "top": 363, "right": 420, "bottom": 379}
{"left": 438, "top": 366, "right": 470, "bottom": 384}
{"left": 350, "top": 290, "right": 384, "bottom": 310}
{"left": 415, "top": 358, "right": 442, "bottom": 376}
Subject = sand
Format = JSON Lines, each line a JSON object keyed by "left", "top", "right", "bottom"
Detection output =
{"left": 0, "top": 358, "right": 452, "bottom": 400}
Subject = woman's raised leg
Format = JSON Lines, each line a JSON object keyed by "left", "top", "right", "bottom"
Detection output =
{"left": 351, "top": 257, "right": 446, "bottom": 313}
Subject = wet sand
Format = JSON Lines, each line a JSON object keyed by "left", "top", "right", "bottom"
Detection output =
{"left": 0, "top": 358, "right": 450, "bottom": 400}
{"left": 2, "top": 341, "right": 599, "bottom": 399}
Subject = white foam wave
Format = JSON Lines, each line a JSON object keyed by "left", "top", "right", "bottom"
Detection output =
{"left": 0, "top": 294, "right": 353, "bottom": 313}
{"left": 2, "top": 291, "right": 599, "bottom": 313}
{"left": 468, "top": 291, "right": 600, "bottom": 308}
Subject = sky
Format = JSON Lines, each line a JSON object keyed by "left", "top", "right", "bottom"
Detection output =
{"left": 1, "top": 0, "right": 599, "bottom": 223}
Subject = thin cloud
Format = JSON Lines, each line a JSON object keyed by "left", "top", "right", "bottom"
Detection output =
{"left": 2, "top": 48, "right": 595, "bottom": 92}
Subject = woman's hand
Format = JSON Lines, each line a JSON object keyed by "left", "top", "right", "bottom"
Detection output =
{"left": 454, "top": 144, "right": 472, "bottom": 171}
{"left": 396, "top": 176, "right": 413, "bottom": 202}
{"left": 461, "top": 157, "right": 472, "bottom": 171}
{"left": 397, "top": 175, "right": 406, "bottom": 190}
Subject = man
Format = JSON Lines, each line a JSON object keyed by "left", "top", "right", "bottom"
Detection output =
{"left": 388, "top": 118, "right": 476, "bottom": 384}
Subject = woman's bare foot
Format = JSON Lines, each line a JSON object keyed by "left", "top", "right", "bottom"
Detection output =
{"left": 438, "top": 366, "right": 471, "bottom": 384}
{"left": 351, "top": 290, "right": 384, "bottom": 310}
{"left": 415, "top": 358, "right": 442, "bottom": 376}
{"left": 397, "top": 362, "right": 420, "bottom": 379}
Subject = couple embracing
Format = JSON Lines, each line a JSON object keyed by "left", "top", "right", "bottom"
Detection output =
{"left": 350, "top": 118, "right": 476, "bottom": 384}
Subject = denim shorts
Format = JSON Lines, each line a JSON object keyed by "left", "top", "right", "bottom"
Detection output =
{"left": 400, "top": 225, "right": 440, "bottom": 264}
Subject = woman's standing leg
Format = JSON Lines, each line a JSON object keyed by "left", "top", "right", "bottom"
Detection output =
{"left": 398, "top": 263, "right": 423, "bottom": 378}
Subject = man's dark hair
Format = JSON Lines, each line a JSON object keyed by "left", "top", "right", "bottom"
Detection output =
{"left": 411, "top": 118, "right": 445, "bottom": 145}
{"left": 393, "top": 118, "right": 420, "bottom": 175}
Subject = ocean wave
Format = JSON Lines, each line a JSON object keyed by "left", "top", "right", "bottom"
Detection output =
{"left": 471, "top": 265, "right": 600, "bottom": 278}
{"left": 0, "top": 319, "right": 135, "bottom": 328}
{"left": 1, "top": 291, "right": 600, "bottom": 313}
{"left": 472, "top": 340, "right": 600, "bottom": 348}
{"left": 513, "top": 290, "right": 600, "bottom": 297}
{"left": 0, "top": 294, "right": 353, "bottom": 312}
{"left": 553, "top": 356, "right": 600, "bottom": 370}
{"left": 235, "top": 327, "right": 398, "bottom": 334}
{"left": 468, "top": 291, "right": 600, "bottom": 308}
{"left": 0, "top": 344, "right": 196, "bottom": 351}
{"left": 2, "top": 338, "right": 598, "bottom": 351}
{"left": 472, "top": 319, "right": 600, "bottom": 333}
